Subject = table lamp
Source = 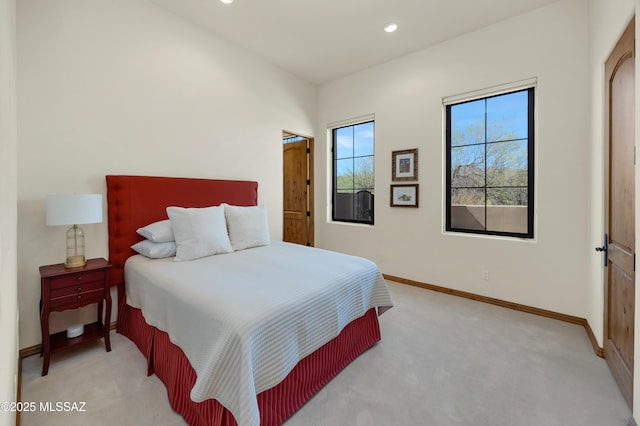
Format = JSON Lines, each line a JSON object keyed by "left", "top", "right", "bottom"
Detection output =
{"left": 46, "top": 194, "right": 103, "bottom": 268}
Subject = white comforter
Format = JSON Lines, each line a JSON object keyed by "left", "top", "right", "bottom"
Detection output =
{"left": 125, "top": 241, "right": 393, "bottom": 426}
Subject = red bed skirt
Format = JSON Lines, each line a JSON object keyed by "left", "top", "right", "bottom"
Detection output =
{"left": 117, "top": 299, "right": 381, "bottom": 426}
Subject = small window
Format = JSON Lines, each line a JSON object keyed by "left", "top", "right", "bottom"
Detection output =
{"left": 445, "top": 87, "right": 534, "bottom": 238}
{"left": 332, "top": 120, "right": 375, "bottom": 225}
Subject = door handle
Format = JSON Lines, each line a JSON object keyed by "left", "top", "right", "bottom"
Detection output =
{"left": 595, "top": 232, "right": 608, "bottom": 267}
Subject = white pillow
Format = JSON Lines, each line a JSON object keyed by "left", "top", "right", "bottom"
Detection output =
{"left": 131, "top": 240, "right": 177, "bottom": 259}
{"left": 136, "top": 219, "right": 174, "bottom": 243}
{"left": 166, "top": 205, "right": 233, "bottom": 261}
{"left": 223, "top": 204, "right": 270, "bottom": 251}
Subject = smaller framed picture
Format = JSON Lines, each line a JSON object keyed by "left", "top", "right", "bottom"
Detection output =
{"left": 390, "top": 184, "right": 419, "bottom": 208}
{"left": 392, "top": 149, "right": 418, "bottom": 181}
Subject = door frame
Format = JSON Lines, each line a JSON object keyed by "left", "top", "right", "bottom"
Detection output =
{"left": 282, "top": 130, "right": 314, "bottom": 246}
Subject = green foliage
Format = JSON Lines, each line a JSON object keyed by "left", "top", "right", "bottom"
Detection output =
{"left": 337, "top": 156, "right": 375, "bottom": 193}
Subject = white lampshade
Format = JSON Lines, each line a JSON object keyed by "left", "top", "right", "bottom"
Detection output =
{"left": 46, "top": 194, "right": 103, "bottom": 226}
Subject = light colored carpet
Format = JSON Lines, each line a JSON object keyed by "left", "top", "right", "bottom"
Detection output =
{"left": 20, "top": 281, "right": 631, "bottom": 426}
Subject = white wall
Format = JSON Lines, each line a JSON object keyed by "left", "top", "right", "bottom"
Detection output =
{"left": 0, "top": 0, "right": 18, "bottom": 423}
{"left": 316, "top": 0, "right": 591, "bottom": 318}
{"left": 17, "top": 0, "right": 316, "bottom": 348}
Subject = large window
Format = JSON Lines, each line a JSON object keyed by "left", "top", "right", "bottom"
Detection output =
{"left": 446, "top": 87, "right": 534, "bottom": 238}
{"left": 332, "top": 120, "right": 375, "bottom": 224}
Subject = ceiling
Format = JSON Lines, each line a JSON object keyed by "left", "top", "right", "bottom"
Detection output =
{"left": 148, "top": 0, "right": 559, "bottom": 85}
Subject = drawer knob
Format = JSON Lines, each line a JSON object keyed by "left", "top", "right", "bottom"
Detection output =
{"left": 77, "top": 295, "right": 81, "bottom": 300}
{"left": 76, "top": 276, "right": 83, "bottom": 281}
{"left": 77, "top": 287, "right": 82, "bottom": 291}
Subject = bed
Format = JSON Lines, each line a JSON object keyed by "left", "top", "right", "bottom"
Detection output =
{"left": 106, "top": 175, "right": 393, "bottom": 426}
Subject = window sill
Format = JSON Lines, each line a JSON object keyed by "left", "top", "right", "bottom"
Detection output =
{"left": 328, "top": 221, "right": 374, "bottom": 228}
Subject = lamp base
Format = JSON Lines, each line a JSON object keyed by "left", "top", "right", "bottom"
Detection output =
{"left": 64, "top": 255, "right": 86, "bottom": 268}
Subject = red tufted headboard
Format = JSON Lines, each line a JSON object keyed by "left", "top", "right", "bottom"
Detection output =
{"left": 106, "top": 175, "right": 258, "bottom": 287}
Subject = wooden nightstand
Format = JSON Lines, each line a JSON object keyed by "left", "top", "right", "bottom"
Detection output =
{"left": 39, "top": 257, "right": 112, "bottom": 376}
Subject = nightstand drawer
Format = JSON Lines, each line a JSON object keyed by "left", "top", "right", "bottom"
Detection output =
{"left": 50, "top": 281, "right": 105, "bottom": 299}
{"left": 50, "top": 289, "right": 105, "bottom": 310}
{"left": 49, "top": 270, "right": 105, "bottom": 290}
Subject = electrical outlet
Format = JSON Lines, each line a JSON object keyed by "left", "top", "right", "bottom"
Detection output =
{"left": 482, "top": 270, "right": 490, "bottom": 281}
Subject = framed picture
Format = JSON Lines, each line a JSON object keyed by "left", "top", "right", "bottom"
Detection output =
{"left": 392, "top": 149, "right": 418, "bottom": 181}
{"left": 390, "top": 184, "right": 419, "bottom": 208}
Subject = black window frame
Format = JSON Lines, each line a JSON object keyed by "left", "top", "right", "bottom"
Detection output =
{"left": 445, "top": 87, "right": 535, "bottom": 239}
{"left": 331, "top": 120, "right": 375, "bottom": 225}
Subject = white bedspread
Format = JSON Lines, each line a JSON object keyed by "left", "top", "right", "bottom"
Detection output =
{"left": 125, "top": 241, "right": 393, "bottom": 426}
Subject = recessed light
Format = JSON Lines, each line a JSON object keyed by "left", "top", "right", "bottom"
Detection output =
{"left": 220, "top": 0, "right": 233, "bottom": 4}
{"left": 384, "top": 23, "right": 398, "bottom": 33}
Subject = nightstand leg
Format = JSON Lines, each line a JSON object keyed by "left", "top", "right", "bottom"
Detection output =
{"left": 98, "top": 300, "right": 103, "bottom": 326}
{"left": 40, "top": 309, "right": 50, "bottom": 376}
{"left": 39, "top": 298, "right": 43, "bottom": 357}
{"left": 104, "top": 296, "right": 112, "bottom": 352}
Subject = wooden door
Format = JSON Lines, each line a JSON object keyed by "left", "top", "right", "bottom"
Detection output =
{"left": 283, "top": 138, "right": 314, "bottom": 246}
{"left": 603, "top": 16, "right": 635, "bottom": 408}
